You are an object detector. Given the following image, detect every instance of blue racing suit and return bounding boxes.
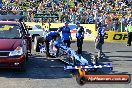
[58,26,71,47]
[95,26,105,59]
[44,31,58,57]
[45,31,58,41]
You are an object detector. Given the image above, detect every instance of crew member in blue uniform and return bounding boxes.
[95,24,106,59]
[44,31,59,57]
[57,22,72,47]
[53,34,63,57]
[76,21,85,55]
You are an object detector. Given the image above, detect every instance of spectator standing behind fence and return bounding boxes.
[87,13,95,24]
[126,21,132,46]
[112,13,119,31]
[127,14,132,23]
[70,11,77,24]
[74,0,78,7]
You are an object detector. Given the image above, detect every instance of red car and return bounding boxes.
[0,21,31,70]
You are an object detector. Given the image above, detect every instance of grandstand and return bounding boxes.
[0,0,132,32]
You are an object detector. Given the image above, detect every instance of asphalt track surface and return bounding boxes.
[0,41,132,88]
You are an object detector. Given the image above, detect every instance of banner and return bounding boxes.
[104,31,127,42]
[92,31,128,42]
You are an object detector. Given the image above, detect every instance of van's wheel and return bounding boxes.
[25,53,28,61]
[19,65,26,72]
[33,36,44,52]
[15,60,26,72]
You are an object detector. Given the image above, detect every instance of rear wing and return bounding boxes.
[0,15,25,22]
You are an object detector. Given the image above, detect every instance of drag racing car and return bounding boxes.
[0,15,31,70]
[39,38,112,85]
[36,34,113,72]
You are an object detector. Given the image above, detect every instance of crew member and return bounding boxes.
[95,25,106,59]
[53,34,62,57]
[126,21,132,46]
[76,21,85,55]
[44,31,59,57]
[57,22,72,47]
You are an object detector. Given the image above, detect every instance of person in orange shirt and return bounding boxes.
[105,13,112,30]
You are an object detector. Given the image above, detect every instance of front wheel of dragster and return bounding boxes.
[76,76,86,85]
[33,36,44,52]
[75,69,86,85]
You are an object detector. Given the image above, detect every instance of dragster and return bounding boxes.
[36,34,113,85]
[38,37,113,72]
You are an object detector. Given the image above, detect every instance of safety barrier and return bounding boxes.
[104,31,127,42]
[84,31,128,42]
[25,22,127,42]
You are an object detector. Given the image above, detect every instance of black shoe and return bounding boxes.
[126,44,131,46]
[56,54,59,57]
[48,55,56,58]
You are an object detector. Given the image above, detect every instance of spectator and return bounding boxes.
[128,14,132,23]
[74,0,78,7]
[87,13,95,24]
[126,21,132,46]
[112,13,119,31]
[0,0,130,31]
[70,12,77,24]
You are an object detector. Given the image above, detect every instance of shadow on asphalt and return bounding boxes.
[70,40,76,43]
[108,56,132,59]
[116,51,132,52]
[81,51,112,74]
[93,52,112,63]
[112,71,129,74]
[0,54,72,79]
[0,50,122,79]
[82,51,92,62]
[95,52,111,53]
[0,42,130,79]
